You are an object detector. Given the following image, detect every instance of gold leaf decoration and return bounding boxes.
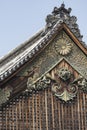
[55,36,73,55]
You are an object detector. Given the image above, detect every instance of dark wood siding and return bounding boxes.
[0,88,87,130]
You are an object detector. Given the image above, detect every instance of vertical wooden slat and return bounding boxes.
[83,94,86,129]
[61,103,64,130]
[58,101,62,130]
[16,101,18,130]
[79,93,83,129]
[45,89,48,130]
[71,103,74,130]
[3,109,8,130]
[28,95,30,130]
[29,96,32,130]
[21,97,23,130]
[19,97,21,129]
[85,94,87,128]
[41,90,45,129]
[51,90,55,129]
[83,93,85,129]
[0,110,2,129]
[40,92,43,130]
[32,95,35,130]
[8,105,11,130]
[54,97,58,129]
[35,93,37,130]
[38,92,42,130]
[25,96,28,129]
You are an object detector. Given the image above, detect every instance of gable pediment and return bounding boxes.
[0,4,87,130]
[0,22,87,83]
[17,30,87,79]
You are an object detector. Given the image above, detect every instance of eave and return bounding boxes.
[0,22,87,84]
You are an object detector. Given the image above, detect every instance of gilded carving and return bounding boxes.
[55,36,72,55]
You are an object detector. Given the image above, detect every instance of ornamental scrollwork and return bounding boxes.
[51,68,87,102]
[0,87,12,106]
[78,78,87,92]
[71,76,87,92]
[27,67,87,102]
[27,76,51,92]
[52,83,78,102]
[58,68,71,81]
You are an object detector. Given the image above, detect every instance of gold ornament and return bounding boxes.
[55,37,72,55]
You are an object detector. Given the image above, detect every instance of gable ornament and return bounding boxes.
[55,37,73,56]
[27,67,87,103]
[0,86,12,106]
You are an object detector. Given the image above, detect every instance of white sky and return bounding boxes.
[0,0,87,57]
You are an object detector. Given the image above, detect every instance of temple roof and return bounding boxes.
[0,3,87,82]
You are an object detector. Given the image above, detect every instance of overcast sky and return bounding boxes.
[0,0,87,57]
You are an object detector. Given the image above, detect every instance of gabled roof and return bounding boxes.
[0,3,87,82]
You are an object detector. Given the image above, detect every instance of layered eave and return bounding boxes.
[0,22,87,83]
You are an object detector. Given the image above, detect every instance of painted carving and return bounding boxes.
[27,66,87,102]
[78,78,87,92]
[55,38,72,55]
[47,68,78,102]
[0,87,12,106]
[51,68,87,101]
[52,84,77,102]
[58,68,71,81]
[27,76,51,92]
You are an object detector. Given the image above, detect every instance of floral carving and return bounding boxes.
[50,68,78,102]
[27,66,87,102]
[78,78,87,92]
[27,76,51,92]
[52,83,78,102]
[55,37,72,55]
[0,87,12,106]
[58,68,71,81]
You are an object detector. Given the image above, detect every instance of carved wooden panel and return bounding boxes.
[0,88,87,130]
